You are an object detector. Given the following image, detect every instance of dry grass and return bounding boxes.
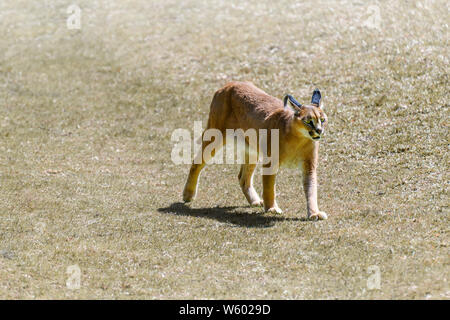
[0,0,448,299]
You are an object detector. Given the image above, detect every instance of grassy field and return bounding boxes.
[0,0,448,299]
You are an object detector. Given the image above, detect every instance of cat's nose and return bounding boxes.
[316,128,323,135]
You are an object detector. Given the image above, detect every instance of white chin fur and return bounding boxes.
[297,127,311,138]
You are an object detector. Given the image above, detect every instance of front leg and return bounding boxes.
[262,174,282,214]
[302,161,328,220]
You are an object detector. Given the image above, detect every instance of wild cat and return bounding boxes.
[183,81,328,220]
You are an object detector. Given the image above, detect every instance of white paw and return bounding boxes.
[266,206,283,214]
[250,199,264,207]
[308,211,328,221]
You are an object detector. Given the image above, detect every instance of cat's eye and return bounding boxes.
[320,118,325,123]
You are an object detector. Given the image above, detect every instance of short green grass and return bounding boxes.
[0,0,448,299]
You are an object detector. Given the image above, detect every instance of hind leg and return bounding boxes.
[238,164,263,207]
[183,129,224,202]
[183,161,206,202]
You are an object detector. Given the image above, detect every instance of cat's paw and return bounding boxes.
[182,188,196,202]
[266,206,283,214]
[308,211,328,221]
[250,199,264,207]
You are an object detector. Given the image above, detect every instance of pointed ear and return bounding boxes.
[284,95,302,108]
[288,100,298,109]
[311,89,322,107]
[283,95,302,115]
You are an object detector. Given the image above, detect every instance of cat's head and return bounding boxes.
[284,89,328,141]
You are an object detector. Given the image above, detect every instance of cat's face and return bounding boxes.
[285,90,328,141]
[292,105,327,140]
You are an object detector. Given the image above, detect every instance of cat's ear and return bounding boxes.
[283,94,302,115]
[311,89,322,108]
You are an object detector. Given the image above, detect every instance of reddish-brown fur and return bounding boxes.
[183,81,328,220]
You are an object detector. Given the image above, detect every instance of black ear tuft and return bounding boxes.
[311,89,321,106]
[283,94,302,109]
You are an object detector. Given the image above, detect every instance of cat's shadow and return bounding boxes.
[157,202,307,228]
